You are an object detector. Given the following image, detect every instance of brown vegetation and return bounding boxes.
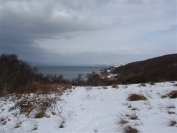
[123,126,138,133]
[127,94,147,101]
[168,90,177,99]
[112,54,177,84]
[17,82,72,94]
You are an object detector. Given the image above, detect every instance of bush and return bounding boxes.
[122,76,149,84]
[0,53,38,93]
[0,53,72,94]
[127,94,147,101]
[86,72,103,86]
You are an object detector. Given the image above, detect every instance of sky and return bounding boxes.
[0,0,176,65]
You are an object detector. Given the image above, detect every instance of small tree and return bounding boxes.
[86,72,103,86]
[0,54,38,93]
[72,74,85,86]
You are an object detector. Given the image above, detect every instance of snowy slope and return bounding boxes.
[0,82,177,133]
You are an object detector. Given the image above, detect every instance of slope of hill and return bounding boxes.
[0,82,176,133]
[111,54,177,83]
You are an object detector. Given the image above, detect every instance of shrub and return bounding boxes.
[0,53,72,94]
[127,94,147,101]
[122,76,148,84]
[86,72,103,86]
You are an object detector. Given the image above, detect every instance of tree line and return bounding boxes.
[0,53,107,93]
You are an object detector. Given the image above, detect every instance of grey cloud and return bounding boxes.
[0,0,175,65]
[0,2,105,37]
[47,51,167,65]
[0,1,106,60]
[126,0,143,4]
[125,0,156,5]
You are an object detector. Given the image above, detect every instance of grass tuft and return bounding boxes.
[14,121,22,128]
[129,115,138,120]
[149,82,155,85]
[35,109,46,118]
[169,120,176,126]
[168,90,177,98]
[139,83,146,87]
[119,118,128,125]
[123,125,138,133]
[112,84,118,88]
[102,86,108,89]
[127,94,147,101]
[168,111,175,114]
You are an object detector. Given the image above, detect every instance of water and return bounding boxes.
[37,66,109,80]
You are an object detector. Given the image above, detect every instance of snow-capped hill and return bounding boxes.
[104,54,177,83]
[113,63,125,68]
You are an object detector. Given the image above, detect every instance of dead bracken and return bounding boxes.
[127,94,147,101]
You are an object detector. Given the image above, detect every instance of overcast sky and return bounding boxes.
[0,0,176,65]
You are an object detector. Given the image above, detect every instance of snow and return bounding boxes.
[0,82,177,133]
[107,74,118,78]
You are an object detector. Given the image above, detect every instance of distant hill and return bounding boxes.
[111,54,177,83]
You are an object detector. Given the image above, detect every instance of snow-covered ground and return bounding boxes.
[0,82,177,133]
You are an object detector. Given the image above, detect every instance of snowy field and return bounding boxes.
[0,82,177,133]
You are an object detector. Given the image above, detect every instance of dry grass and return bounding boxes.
[139,83,146,87]
[127,94,147,101]
[112,84,118,88]
[168,111,175,114]
[14,120,22,128]
[131,108,138,111]
[129,115,138,120]
[0,90,7,97]
[33,127,38,130]
[149,82,155,85]
[86,86,93,91]
[119,118,128,125]
[59,118,66,128]
[166,104,175,109]
[123,126,138,133]
[168,90,177,98]
[169,120,176,126]
[35,109,46,118]
[17,82,72,94]
[102,86,108,89]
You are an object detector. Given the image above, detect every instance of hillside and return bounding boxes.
[110,54,177,83]
[0,82,176,133]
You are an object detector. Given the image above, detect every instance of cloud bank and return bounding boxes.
[0,0,176,65]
